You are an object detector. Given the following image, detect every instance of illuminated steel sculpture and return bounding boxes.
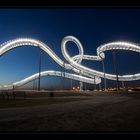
[0,36,140,90]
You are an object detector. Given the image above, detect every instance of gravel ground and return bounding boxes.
[0,93,139,131]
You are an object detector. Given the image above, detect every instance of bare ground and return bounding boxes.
[0,92,140,131]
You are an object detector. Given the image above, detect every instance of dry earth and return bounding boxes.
[0,92,140,132]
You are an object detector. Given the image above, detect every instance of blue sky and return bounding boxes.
[0,8,140,89]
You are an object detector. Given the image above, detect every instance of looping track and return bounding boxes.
[0,36,140,89]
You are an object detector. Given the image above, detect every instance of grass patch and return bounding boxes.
[0,98,87,108]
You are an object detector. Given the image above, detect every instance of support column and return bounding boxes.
[80,81,83,91]
[70,78,73,90]
[63,62,65,90]
[79,70,83,91]
[94,75,96,91]
[38,50,42,91]
[112,51,119,91]
[122,81,125,90]
[99,83,101,91]
[13,85,15,90]
[102,60,107,91]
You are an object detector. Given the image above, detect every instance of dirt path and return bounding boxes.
[0,94,137,131]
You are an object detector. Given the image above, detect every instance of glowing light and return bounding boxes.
[0,36,140,90]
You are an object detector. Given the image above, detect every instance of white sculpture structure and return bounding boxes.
[0,36,140,90]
